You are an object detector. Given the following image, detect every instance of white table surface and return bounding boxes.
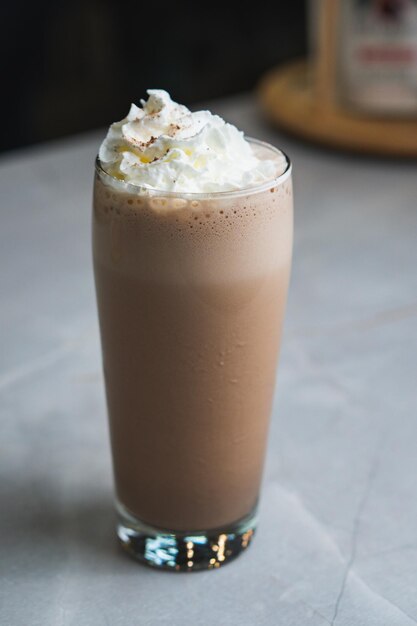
[1,94,417,626]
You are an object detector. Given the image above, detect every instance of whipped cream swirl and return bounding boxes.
[99,90,285,193]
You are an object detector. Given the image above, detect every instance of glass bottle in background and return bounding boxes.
[338,0,417,116]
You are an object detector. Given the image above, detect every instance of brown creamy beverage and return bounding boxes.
[94,155,292,528]
[93,91,293,570]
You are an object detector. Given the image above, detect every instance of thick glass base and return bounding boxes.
[116,501,257,571]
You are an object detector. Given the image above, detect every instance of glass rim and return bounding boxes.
[94,137,292,200]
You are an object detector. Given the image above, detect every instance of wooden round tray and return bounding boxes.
[259,60,417,157]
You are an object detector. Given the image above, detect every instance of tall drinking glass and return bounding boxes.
[92,139,293,570]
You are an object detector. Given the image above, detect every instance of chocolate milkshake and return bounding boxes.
[93,91,293,570]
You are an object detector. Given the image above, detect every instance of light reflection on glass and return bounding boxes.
[144,536,178,567]
[241,529,253,548]
[185,536,206,545]
[217,534,227,562]
[119,516,254,570]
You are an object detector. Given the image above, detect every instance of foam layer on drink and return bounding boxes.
[98,90,287,192]
[94,167,292,285]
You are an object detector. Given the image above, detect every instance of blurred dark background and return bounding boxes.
[2,1,306,153]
